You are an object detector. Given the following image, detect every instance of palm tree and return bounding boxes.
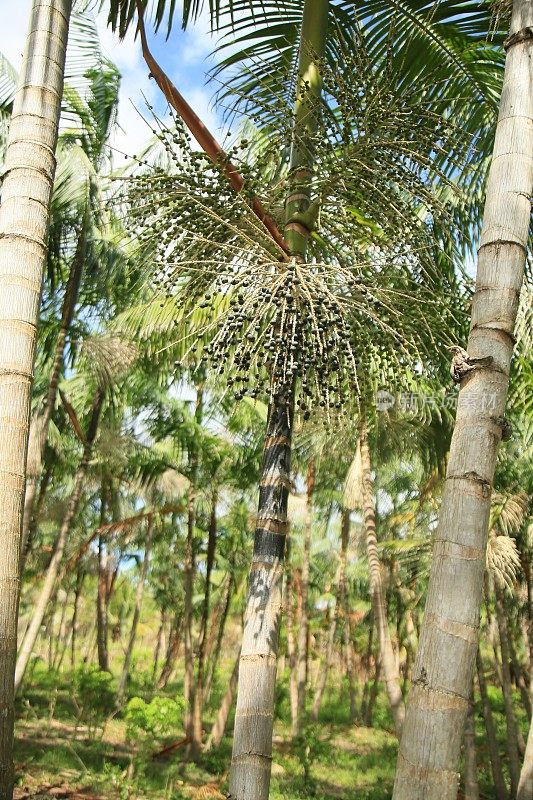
[392,3,533,796]
[0,1,72,794]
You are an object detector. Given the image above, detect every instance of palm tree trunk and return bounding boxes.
[204,574,233,701]
[359,622,374,721]
[463,689,479,800]
[14,387,104,691]
[311,564,341,721]
[295,461,314,732]
[518,563,533,800]
[70,567,85,670]
[191,489,217,757]
[157,613,182,690]
[365,654,381,728]
[494,583,522,793]
[96,486,110,672]
[117,518,154,703]
[338,508,357,722]
[206,649,241,751]
[184,387,202,744]
[360,422,405,735]
[0,1,72,793]
[228,2,328,796]
[152,608,166,683]
[476,649,508,800]
[518,716,533,800]
[285,534,300,735]
[22,459,53,570]
[21,223,87,566]
[393,4,533,794]
[507,620,531,719]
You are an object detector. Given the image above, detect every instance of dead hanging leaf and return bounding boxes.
[59,390,86,444]
[343,440,363,511]
[486,532,521,591]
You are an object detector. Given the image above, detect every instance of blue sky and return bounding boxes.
[0,1,224,159]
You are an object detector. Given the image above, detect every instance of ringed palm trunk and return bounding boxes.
[15,387,104,690]
[295,460,314,732]
[359,422,405,734]
[393,4,533,795]
[228,3,328,796]
[117,518,154,703]
[21,223,87,566]
[0,1,72,793]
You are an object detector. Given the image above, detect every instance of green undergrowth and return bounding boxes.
[14,664,526,799]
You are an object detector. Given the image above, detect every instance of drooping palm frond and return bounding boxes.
[486,533,522,591]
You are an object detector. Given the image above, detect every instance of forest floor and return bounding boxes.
[13,664,517,799]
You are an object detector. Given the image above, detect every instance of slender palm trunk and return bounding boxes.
[365,654,381,728]
[184,388,202,743]
[518,563,533,800]
[15,388,104,690]
[152,609,166,683]
[508,619,531,719]
[22,458,53,571]
[0,1,72,793]
[228,3,328,796]
[190,490,217,756]
[518,716,533,800]
[96,487,110,672]
[70,567,85,670]
[157,613,182,690]
[393,5,533,793]
[117,518,154,703]
[294,461,314,732]
[338,508,357,722]
[494,584,522,792]
[204,575,233,701]
[476,650,508,800]
[285,534,300,733]
[311,560,341,721]
[206,649,241,751]
[463,689,479,800]
[21,224,86,564]
[360,423,405,734]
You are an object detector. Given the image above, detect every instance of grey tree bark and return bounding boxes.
[393,3,533,796]
[0,2,72,793]
[360,423,405,735]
